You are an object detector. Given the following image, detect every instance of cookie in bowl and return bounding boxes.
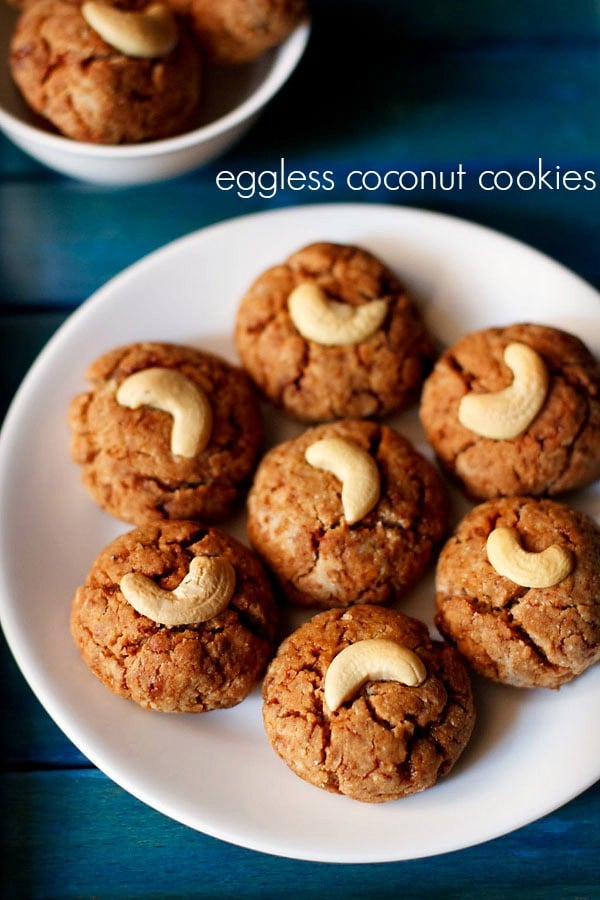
[9,0,201,143]
[235,241,436,422]
[419,323,600,500]
[435,496,600,689]
[168,0,308,65]
[70,520,279,712]
[262,605,475,802]
[68,341,263,525]
[247,419,449,608]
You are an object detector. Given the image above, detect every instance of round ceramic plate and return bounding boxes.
[0,204,598,863]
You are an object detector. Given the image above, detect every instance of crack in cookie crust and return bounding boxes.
[235,242,436,422]
[69,342,263,524]
[435,497,600,689]
[262,606,475,803]
[70,521,278,712]
[247,420,449,608]
[420,324,600,499]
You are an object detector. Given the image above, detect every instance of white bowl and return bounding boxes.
[0,6,309,185]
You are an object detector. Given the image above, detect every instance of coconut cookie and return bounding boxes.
[435,497,600,689]
[419,323,600,500]
[235,242,436,422]
[262,605,475,803]
[9,0,201,143]
[70,520,278,712]
[247,419,449,608]
[68,342,263,525]
[167,0,307,65]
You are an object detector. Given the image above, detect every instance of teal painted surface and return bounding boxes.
[2,173,598,306]
[1,41,599,302]
[0,313,69,419]
[2,771,599,899]
[1,631,85,769]
[318,0,600,42]
[0,0,598,895]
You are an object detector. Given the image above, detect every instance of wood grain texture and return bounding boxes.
[1,160,599,307]
[1,632,87,769]
[1,771,599,899]
[1,43,599,300]
[313,0,600,43]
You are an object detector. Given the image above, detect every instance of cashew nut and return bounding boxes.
[120,555,235,626]
[486,526,573,588]
[81,1,178,59]
[116,367,212,458]
[288,282,388,346]
[324,639,427,711]
[305,437,380,525]
[458,342,549,440]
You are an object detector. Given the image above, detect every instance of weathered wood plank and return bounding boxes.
[1,770,598,899]
[0,165,598,308]
[1,41,598,302]
[316,0,600,44]
[0,633,89,769]
[0,312,69,420]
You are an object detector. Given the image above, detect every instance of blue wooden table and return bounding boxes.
[1,1,599,896]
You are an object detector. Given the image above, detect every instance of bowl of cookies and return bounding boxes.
[0,0,309,185]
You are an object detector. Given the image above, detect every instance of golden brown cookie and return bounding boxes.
[247,420,449,608]
[71,520,279,712]
[435,497,600,689]
[262,605,475,803]
[235,242,436,422]
[68,342,263,525]
[168,0,307,64]
[419,323,600,500]
[10,0,201,143]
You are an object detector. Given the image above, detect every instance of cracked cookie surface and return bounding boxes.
[247,419,449,608]
[70,520,278,712]
[68,341,263,525]
[262,605,475,803]
[235,242,436,422]
[435,497,600,689]
[10,0,201,143]
[419,323,600,499]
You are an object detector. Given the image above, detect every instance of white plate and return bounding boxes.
[0,204,598,863]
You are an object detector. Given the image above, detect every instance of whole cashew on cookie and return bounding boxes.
[288,282,388,346]
[116,367,212,458]
[324,639,427,711]
[305,437,380,525]
[486,526,573,588]
[81,1,178,58]
[120,555,236,626]
[458,342,549,440]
